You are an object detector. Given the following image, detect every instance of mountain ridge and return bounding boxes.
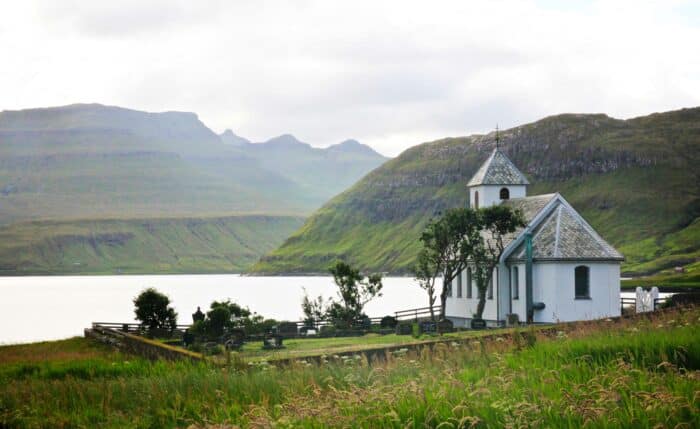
[252,107,700,279]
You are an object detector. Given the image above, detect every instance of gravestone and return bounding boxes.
[262,334,284,350]
[437,319,454,333]
[635,287,659,313]
[277,322,299,338]
[471,318,486,329]
[396,323,413,335]
[419,321,437,334]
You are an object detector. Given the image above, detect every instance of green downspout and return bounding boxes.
[525,232,534,323]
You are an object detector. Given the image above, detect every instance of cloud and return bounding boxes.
[1,0,699,156]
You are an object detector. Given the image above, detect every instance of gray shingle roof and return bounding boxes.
[467,149,530,186]
[506,197,624,261]
[486,194,557,251]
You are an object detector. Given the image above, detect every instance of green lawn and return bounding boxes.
[234,328,527,361]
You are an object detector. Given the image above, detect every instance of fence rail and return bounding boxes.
[394,306,441,321]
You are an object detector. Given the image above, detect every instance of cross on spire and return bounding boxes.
[495,124,500,150]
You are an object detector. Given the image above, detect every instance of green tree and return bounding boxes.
[417,208,481,320]
[413,248,440,321]
[327,261,383,328]
[469,205,525,320]
[133,288,178,332]
[301,287,326,328]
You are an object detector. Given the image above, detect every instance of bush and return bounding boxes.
[380,315,398,328]
[133,288,177,333]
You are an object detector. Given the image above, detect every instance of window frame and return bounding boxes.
[574,265,590,300]
[456,271,462,298]
[500,187,510,200]
[512,266,519,300]
[466,267,472,299]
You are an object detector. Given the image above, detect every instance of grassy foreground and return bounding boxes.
[1,308,699,428]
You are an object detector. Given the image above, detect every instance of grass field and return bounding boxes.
[233,328,532,362]
[1,307,698,428]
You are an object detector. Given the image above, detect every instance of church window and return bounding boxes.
[575,266,590,299]
[457,272,462,298]
[474,191,479,209]
[512,266,519,299]
[500,187,510,200]
[467,268,472,298]
[488,268,495,299]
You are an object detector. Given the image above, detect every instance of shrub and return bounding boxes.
[133,288,177,333]
[380,315,398,328]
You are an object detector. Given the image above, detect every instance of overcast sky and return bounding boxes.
[2,1,699,156]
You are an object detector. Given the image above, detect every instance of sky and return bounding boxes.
[1,0,699,157]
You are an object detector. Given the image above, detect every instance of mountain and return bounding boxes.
[220,129,251,146]
[0,103,388,223]
[252,107,700,280]
[236,134,389,204]
[0,103,386,274]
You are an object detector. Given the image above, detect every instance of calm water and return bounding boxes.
[0,275,429,344]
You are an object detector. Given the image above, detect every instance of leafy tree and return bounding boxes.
[301,287,326,328]
[327,261,383,328]
[189,300,254,340]
[416,208,481,319]
[469,205,525,319]
[206,306,232,337]
[413,248,440,321]
[210,299,251,319]
[133,288,178,332]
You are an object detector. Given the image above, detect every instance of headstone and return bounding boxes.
[192,307,205,323]
[380,315,398,328]
[278,322,299,338]
[635,287,659,313]
[506,313,519,326]
[471,318,486,329]
[419,320,437,334]
[437,319,454,333]
[262,334,284,350]
[396,323,413,335]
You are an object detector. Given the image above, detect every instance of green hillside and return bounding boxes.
[0,215,304,275]
[0,103,387,274]
[253,108,700,279]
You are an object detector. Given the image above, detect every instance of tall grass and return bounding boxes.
[1,308,699,428]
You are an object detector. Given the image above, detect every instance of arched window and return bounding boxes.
[500,187,510,200]
[474,191,479,209]
[466,267,472,299]
[512,266,519,299]
[575,266,590,299]
[457,272,462,298]
[488,268,496,299]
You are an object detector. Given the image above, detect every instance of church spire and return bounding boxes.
[495,124,500,150]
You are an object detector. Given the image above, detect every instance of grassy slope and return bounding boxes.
[0,215,304,275]
[1,308,698,428]
[253,108,700,281]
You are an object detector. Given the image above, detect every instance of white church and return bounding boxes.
[445,148,623,326]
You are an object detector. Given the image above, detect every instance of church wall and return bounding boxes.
[445,267,499,325]
[532,262,621,323]
[469,185,526,209]
[504,263,527,322]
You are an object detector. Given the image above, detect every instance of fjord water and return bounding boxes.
[0,275,427,344]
